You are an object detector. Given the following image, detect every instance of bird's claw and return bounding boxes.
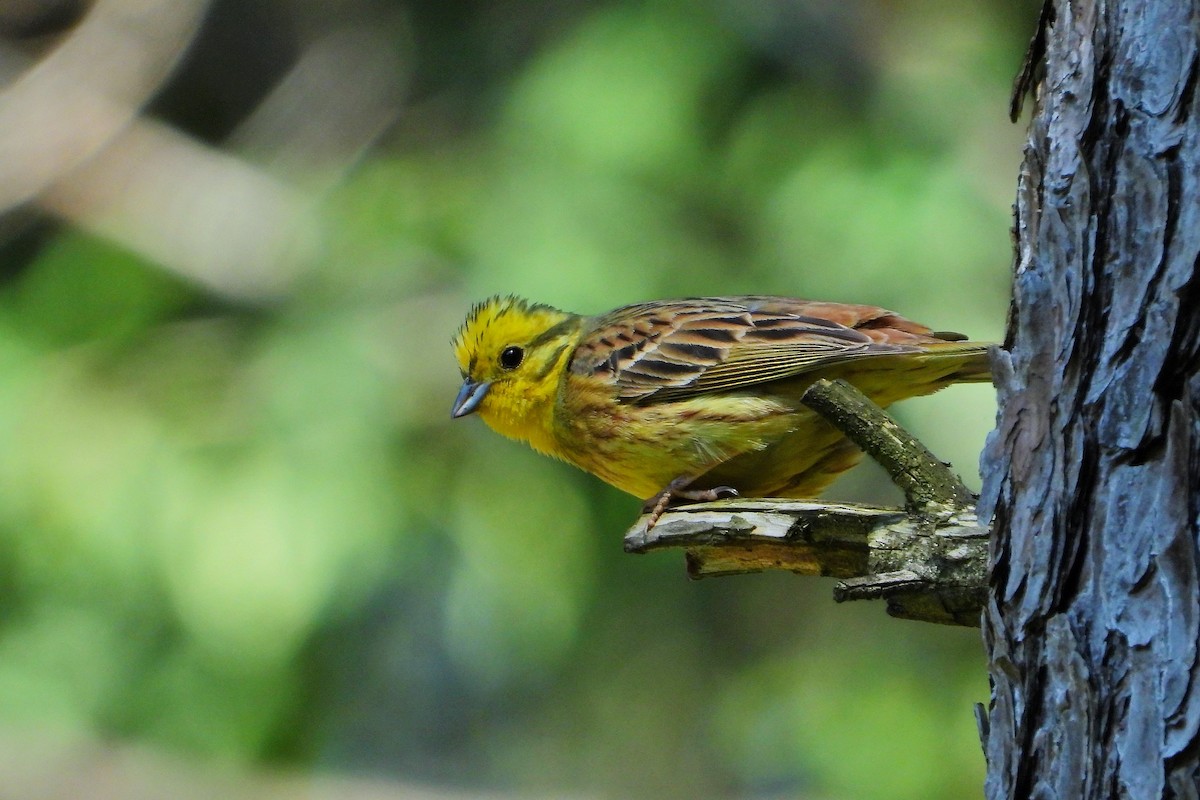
[642,481,740,529]
[694,485,739,502]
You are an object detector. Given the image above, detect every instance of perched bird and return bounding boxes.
[451,295,991,515]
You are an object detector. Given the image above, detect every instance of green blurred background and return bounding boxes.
[0,0,1031,797]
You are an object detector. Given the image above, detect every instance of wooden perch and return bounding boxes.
[623,379,990,626]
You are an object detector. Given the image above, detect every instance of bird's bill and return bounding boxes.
[451,379,491,418]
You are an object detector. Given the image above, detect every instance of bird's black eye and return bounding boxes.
[499,346,524,370]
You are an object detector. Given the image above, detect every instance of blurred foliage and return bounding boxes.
[0,0,1035,797]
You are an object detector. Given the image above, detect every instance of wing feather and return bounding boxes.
[570,296,950,402]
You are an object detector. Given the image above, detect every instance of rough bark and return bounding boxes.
[981,1,1200,797]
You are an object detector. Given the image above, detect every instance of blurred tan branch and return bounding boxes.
[0,0,209,208]
[38,118,315,299]
[0,732,588,800]
[0,2,407,299]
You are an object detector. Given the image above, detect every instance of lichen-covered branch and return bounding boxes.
[624,379,989,626]
[624,499,987,626]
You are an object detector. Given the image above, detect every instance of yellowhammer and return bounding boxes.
[451,295,991,514]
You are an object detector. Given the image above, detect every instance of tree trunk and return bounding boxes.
[981,1,1200,797]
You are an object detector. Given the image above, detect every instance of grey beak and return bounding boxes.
[451,379,491,418]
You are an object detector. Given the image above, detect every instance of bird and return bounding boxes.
[451,295,991,517]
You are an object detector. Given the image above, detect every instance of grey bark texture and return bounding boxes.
[981,1,1200,797]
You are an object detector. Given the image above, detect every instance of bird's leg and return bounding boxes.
[642,475,739,528]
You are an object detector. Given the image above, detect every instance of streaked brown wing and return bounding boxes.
[570,296,942,402]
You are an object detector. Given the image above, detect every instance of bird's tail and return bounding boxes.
[835,341,994,408]
[919,341,994,384]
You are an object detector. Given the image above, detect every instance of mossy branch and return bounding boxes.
[799,379,978,511]
[624,379,990,627]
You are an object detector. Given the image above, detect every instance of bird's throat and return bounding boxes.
[480,378,563,458]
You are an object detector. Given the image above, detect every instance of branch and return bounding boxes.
[0,0,210,210]
[624,380,990,626]
[625,499,988,626]
[800,378,976,510]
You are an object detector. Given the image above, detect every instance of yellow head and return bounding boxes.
[451,295,582,455]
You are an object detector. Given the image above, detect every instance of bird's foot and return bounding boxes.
[642,478,739,528]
